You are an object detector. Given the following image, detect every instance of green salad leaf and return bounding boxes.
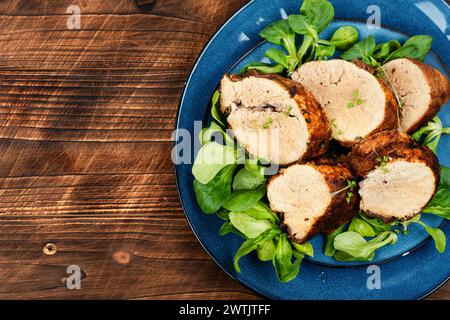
[334,231,397,261]
[219,221,247,238]
[199,121,233,147]
[315,44,335,60]
[324,225,344,256]
[423,189,450,219]
[372,40,401,60]
[327,25,359,51]
[229,212,274,239]
[193,165,236,214]
[385,35,433,62]
[288,14,318,39]
[239,62,285,75]
[294,0,335,63]
[300,0,334,33]
[357,213,394,234]
[257,239,277,261]
[259,19,298,72]
[223,185,267,212]
[245,0,359,73]
[199,121,223,146]
[260,19,296,47]
[342,34,432,68]
[348,215,376,237]
[232,158,266,191]
[216,208,230,221]
[439,165,450,189]
[265,48,290,69]
[234,228,281,273]
[232,167,265,191]
[240,202,279,224]
[412,116,450,154]
[210,90,226,128]
[412,220,447,253]
[292,241,314,257]
[273,233,303,282]
[341,35,376,63]
[192,142,236,184]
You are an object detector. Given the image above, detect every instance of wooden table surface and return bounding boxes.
[0,0,448,300]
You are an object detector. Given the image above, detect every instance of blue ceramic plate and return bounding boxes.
[175,0,450,299]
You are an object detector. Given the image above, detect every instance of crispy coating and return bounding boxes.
[346,129,440,222]
[402,59,450,133]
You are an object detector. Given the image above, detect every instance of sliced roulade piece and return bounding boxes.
[347,130,440,222]
[382,58,450,133]
[267,161,359,243]
[220,72,330,165]
[291,59,398,147]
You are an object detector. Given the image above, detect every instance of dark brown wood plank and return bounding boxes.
[0,0,447,300]
[0,214,262,300]
[0,0,260,300]
[0,0,246,26]
[0,13,210,142]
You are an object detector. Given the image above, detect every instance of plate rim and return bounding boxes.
[174,0,450,300]
[174,0,265,299]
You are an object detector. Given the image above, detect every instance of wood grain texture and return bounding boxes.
[0,0,447,300]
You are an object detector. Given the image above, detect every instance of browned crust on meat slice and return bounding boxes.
[306,162,360,238]
[352,59,377,74]
[267,161,359,243]
[221,71,331,159]
[348,60,399,147]
[347,129,440,178]
[404,59,450,133]
[372,77,400,136]
[346,129,440,222]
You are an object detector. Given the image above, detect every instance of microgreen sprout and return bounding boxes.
[283,106,293,116]
[346,192,354,205]
[376,155,390,173]
[332,179,357,204]
[263,117,274,129]
[347,89,364,108]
